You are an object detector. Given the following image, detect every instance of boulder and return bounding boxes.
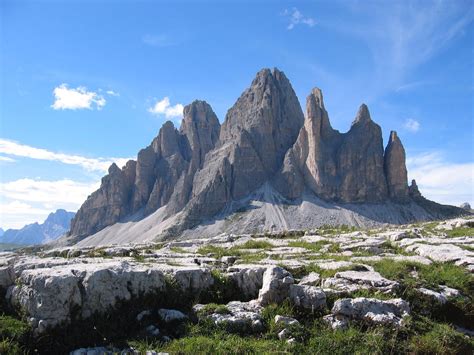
[298,272,320,286]
[289,284,326,311]
[331,297,410,328]
[257,266,294,305]
[194,300,264,333]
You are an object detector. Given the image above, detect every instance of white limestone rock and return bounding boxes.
[257,266,294,306]
[274,315,299,326]
[158,309,187,323]
[289,284,326,311]
[227,265,266,299]
[298,272,320,286]
[195,300,264,333]
[331,297,410,328]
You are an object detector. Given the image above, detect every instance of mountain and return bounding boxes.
[0,228,4,237]
[66,68,467,247]
[1,209,75,245]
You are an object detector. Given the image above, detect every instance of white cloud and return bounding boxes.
[106,90,120,96]
[407,151,474,207]
[283,8,316,30]
[0,138,130,172]
[0,156,15,163]
[148,97,184,119]
[403,118,420,132]
[51,84,106,110]
[0,179,100,229]
[1,178,99,206]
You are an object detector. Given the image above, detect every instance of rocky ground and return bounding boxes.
[0,218,473,354]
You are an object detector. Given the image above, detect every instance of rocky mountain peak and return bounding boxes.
[180,100,220,168]
[108,162,121,175]
[67,68,465,243]
[352,103,372,125]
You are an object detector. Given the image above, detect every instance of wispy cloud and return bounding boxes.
[142,34,177,47]
[0,138,130,172]
[51,84,106,110]
[403,118,421,133]
[148,97,184,119]
[328,2,474,93]
[0,179,99,229]
[407,151,474,207]
[0,156,15,163]
[106,90,120,97]
[283,8,316,30]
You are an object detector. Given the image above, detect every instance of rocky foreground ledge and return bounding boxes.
[0,218,473,354]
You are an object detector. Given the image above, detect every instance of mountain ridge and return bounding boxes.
[1,209,75,245]
[66,68,468,246]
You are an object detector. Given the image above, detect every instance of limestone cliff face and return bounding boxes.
[70,161,136,237]
[337,104,388,202]
[276,92,390,203]
[70,68,437,241]
[384,131,409,202]
[183,68,304,221]
[69,100,220,237]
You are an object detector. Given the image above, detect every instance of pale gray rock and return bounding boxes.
[274,315,299,326]
[69,100,220,240]
[333,270,399,293]
[276,94,389,203]
[278,328,291,340]
[70,161,136,237]
[227,265,266,299]
[258,266,294,305]
[289,284,326,310]
[181,68,304,229]
[322,314,349,330]
[460,202,471,211]
[194,300,264,333]
[0,265,14,289]
[406,243,474,267]
[384,131,409,202]
[158,308,187,323]
[417,286,460,304]
[298,272,320,286]
[331,297,410,328]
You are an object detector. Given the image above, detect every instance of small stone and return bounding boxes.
[145,325,160,336]
[136,310,152,322]
[274,315,299,326]
[323,314,349,330]
[158,309,187,323]
[278,328,291,340]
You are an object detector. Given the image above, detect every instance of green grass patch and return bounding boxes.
[238,240,274,250]
[197,303,230,316]
[409,321,473,354]
[170,246,188,254]
[287,240,327,252]
[445,226,474,238]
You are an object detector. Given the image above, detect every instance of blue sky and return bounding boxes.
[0,0,473,229]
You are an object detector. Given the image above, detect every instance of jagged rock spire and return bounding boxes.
[384,131,409,202]
[352,103,371,125]
[409,179,422,199]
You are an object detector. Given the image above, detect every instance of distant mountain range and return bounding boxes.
[61,68,468,247]
[1,209,75,245]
